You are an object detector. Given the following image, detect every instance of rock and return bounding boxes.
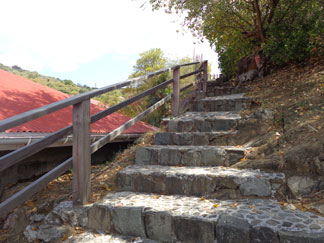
[167,120,178,132]
[253,109,274,120]
[30,213,46,223]
[209,189,240,199]
[154,133,170,145]
[87,204,112,232]
[24,224,72,243]
[194,119,212,132]
[3,207,28,232]
[310,203,324,215]
[216,215,250,243]
[278,230,324,243]
[144,211,173,242]
[175,132,194,145]
[314,156,324,175]
[3,207,29,243]
[287,176,318,197]
[110,206,146,238]
[251,226,279,243]
[45,201,88,227]
[284,143,323,174]
[63,232,157,243]
[238,70,258,83]
[45,211,62,225]
[135,147,153,165]
[173,217,215,243]
[239,178,271,197]
[165,176,187,195]
[133,174,166,193]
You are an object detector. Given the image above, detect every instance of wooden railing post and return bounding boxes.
[72,99,91,205]
[172,65,180,117]
[203,60,208,93]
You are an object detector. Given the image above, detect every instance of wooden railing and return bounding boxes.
[0,60,208,218]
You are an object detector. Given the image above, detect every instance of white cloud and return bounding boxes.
[0,0,219,75]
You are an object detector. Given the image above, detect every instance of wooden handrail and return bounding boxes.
[0,68,203,173]
[0,62,199,132]
[0,94,174,218]
[0,78,174,172]
[0,60,207,218]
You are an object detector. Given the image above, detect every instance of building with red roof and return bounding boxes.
[0,69,156,150]
[0,68,157,195]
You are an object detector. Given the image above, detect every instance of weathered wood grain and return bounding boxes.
[172,66,180,117]
[72,100,91,205]
[203,60,208,93]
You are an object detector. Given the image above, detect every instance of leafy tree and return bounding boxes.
[148,0,324,76]
[122,48,171,125]
[101,48,197,126]
[130,48,167,78]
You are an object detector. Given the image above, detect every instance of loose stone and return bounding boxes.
[309,224,321,230]
[282,221,293,227]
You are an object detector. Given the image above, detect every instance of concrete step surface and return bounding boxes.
[118,165,285,198]
[135,145,246,167]
[167,111,241,132]
[154,131,240,146]
[192,93,250,112]
[84,192,324,243]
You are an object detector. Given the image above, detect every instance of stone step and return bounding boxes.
[206,86,248,97]
[64,232,157,243]
[154,131,240,146]
[118,165,286,199]
[85,192,324,243]
[167,111,241,132]
[207,80,228,87]
[135,145,246,166]
[192,93,250,112]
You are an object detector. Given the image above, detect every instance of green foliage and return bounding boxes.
[130,48,167,78]
[0,64,93,95]
[97,89,124,107]
[95,49,197,127]
[149,0,324,77]
[264,1,324,65]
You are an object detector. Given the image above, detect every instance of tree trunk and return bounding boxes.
[253,0,266,43]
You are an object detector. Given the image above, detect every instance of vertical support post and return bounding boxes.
[172,65,180,117]
[72,99,91,205]
[203,60,208,93]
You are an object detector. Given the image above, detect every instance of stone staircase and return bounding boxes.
[28,81,324,242]
[99,82,324,242]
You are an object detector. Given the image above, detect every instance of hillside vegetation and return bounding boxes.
[0,63,93,96]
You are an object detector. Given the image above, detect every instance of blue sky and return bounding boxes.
[0,0,219,88]
[42,52,139,88]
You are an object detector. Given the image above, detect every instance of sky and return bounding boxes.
[0,0,219,88]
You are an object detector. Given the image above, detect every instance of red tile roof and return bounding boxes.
[0,69,156,134]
